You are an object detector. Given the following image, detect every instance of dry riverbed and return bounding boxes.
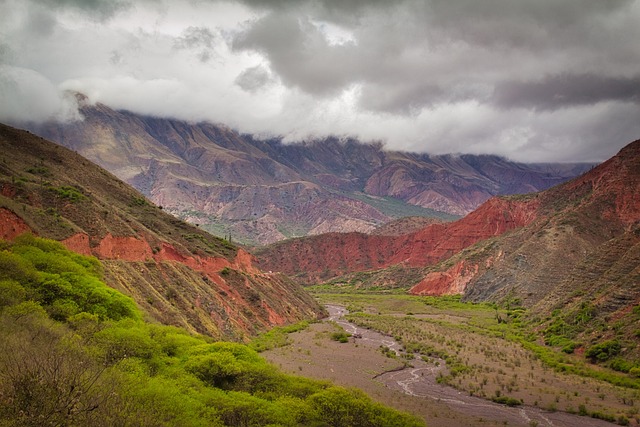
[262,305,619,427]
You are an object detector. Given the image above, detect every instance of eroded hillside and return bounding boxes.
[0,123,324,340]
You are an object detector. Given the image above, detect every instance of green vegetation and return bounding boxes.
[330,331,351,343]
[0,235,423,427]
[249,321,310,352]
[48,185,86,202]
[340,191,459,222]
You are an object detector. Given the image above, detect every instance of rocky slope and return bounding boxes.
[28,97,590,245]
[0,123,324,340]
[409,139,640,361]
[412,139,640,302]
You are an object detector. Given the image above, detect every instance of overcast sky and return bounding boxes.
[1,0,639,162]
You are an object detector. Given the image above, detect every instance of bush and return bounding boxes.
[585,340,621,362]
[331,332,351,343]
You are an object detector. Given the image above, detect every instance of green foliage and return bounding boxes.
[48,185,86,202]
[491,396,522,406]
[331,331,351,343]
[585,340,622,362]
[0,235,423,427]
[0,234,139,321]
[309,386,424,427]
[249,320,310,352]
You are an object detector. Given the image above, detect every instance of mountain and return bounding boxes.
[0,123,324,340]
[257,139,638,299]
[255,195,540,284]
[411,139,640,304]
[27,96,591,245]
[258,138,640,358]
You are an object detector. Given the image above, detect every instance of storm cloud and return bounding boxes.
[1,0,639,162]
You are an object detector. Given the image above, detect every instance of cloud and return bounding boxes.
[235,65,274,92]
[32,0,133,21]
[173,26,218,63]
[232,12,358,95]
[1,0,639,162]
[492,74,640,111]
[0,65,81,123]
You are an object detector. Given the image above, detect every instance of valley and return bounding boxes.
[0,123,638,426]
[2,2,639,426]
[263,292,639,426]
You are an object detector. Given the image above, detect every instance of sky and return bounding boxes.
[1,0,639,163]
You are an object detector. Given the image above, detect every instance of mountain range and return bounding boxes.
[28,96,592,245]
[257,139,640,357]
[0,123,323,340]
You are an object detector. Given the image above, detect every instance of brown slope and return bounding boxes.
[0,123,324,340]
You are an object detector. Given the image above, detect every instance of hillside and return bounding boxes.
[28,97,591,245]
[411,139,640,302]
[0,123,323,340]
[0,235,423,427]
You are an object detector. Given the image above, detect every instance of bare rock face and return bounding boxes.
[0,123,324,340]
[29,100,590,245]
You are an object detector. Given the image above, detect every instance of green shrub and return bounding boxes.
[331,331,351,343]
[491,396,522,406]
[586,340,621,362]
[49,185,86,202]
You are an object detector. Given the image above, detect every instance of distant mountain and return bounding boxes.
[258,138,638,296]
[28,97,591,245]
[0,123,323,340]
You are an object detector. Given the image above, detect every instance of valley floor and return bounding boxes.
[263,293,638,427]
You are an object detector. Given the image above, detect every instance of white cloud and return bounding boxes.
[1,0,639,162]
[0,65,81,123]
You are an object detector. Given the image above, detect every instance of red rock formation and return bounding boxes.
[257,195,540,282]
[410,261,479,295]
[0,208,30,240]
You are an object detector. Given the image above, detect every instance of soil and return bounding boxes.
[262,305,617,427]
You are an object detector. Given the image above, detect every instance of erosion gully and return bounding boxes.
[326,304,615,427]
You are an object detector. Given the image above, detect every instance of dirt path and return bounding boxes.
[264,305,616,427]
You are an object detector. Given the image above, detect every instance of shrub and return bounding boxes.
[585,340,621,362]
[331,332,351,343]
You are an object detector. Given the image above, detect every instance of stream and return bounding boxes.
[326,304,616,427]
